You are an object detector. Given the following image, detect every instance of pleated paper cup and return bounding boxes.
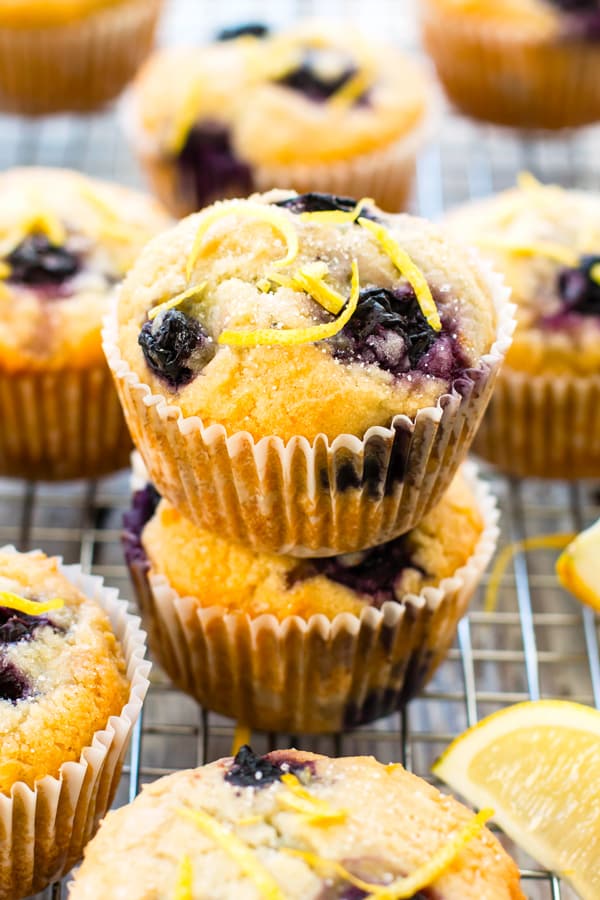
[420,0,600,130]
[0,0,163,115]
[0,365,132,481]
[473,366,600,479]
[104,255,513,556]
[124,462,497,734]
[0,548,150,900]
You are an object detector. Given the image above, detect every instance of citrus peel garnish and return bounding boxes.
[267,261,346,315]
[173,853,193,900]
[278,773,347,826]
[477,237,578,268]
[484,533,574,613]
[0,591,64,616]
[357,216,441,332]
[231,724,252,756]
[556,518,600,612]
[148,282,207,321]
[299,197,373,226]
[328,65,373,108]
[282,808,492,899]
[177,807,285,900]
[168,78,204,155]
[218,259,359,347]
[186,202,299,280]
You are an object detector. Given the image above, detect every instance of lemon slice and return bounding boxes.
[433,700,600,900]
[557,518,600,612]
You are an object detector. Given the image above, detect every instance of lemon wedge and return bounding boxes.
[556,519,600,612]
[433,700,600,900]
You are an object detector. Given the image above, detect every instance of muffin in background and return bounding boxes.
[449,175,600,478]
[126,20,435,216]
[123,464,497,733]
[420,0,600,130]
[70,749,524,899]
[105,189,512,555]
[0,167,170,481]
[0,0,163,115]
[0,545,149,900]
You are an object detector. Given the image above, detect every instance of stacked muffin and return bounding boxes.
[106,188,514,732]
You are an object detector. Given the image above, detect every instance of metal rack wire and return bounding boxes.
[1,0,596,897]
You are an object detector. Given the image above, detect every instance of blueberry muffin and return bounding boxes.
[70,748,524,899]
[420,0,600,129]
[0,546,149,900]
[0,167,170,480]
[105,189,512,554]
[127,20,433,216]
[449,175,600,477]
[123,464,497,732]
[0,0,163,114]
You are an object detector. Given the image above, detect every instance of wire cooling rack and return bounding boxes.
[1,0,596,897]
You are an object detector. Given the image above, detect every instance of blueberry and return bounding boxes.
[225,745,310,789]
[0,606,53,643]
[138,309,215,389]
[274,192,377,221]
[0,658,30,703]
[276,49,360,102]
[122,484,161,570]
[558,255,600,315]
[177,121,253,210]
[331,286,437,374]
[7,234,80,286]
[216,22,269,41]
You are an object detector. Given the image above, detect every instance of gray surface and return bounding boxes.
[1,0,597,897]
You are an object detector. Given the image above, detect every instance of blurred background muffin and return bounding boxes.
[0,0,164,115]
[127,19,434,215]
[0,167,170,480]
[419,0,600,130]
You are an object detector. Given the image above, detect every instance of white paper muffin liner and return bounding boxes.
[0,548,150,900]
[104,252,513,556]
[420,0,600,130]
[0,0,162,115]
[125,461,497,734]
[0,365,132,481]
[473,366,600,479]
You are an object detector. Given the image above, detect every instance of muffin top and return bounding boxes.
[421,0,600,39]
[0,0,128,27]
[115,190,498,441]
[0,167,170,372]
[448,175,600,375]
[70,748,524,900]
[132,20,431,168]
[0,548,130,794]
[126,470,484,621]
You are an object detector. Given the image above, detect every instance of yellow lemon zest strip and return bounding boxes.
[484,533,575,614]
[268,261,346,315]
[168,78,204,155]
[77,180,121,222]
[385,763,404,775]
[282,808,492,899]
[177,807,286,900]
[257,277,274,293]
[358,216,441,332]
[517,171,543,192]
[231,723,252,756]
[590,263,600,286]
[477,237,578,269]
[278,773,347,826]
[148,282,207,321]
[0,261,11,279]
[0,591,64,615]
[299,197,374,226]
[218,259,359,347]
[186,202,299,280]
[237,815,263,827]
[329,66,373,108]
[26,209,66,247]
[172,853,193,900]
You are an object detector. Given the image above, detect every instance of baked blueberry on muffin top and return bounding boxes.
[118,189,497,442]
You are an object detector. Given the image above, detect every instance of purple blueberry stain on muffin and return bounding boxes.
[552,0,600,40]
[5,232,81,298]
[177,121,254,211]
[0,606,56,643]
[138,308,216,388]
[224,745,312,788]
[216,22,270,41]
[275,48,367,104]
[274,192,379,221]
[317,857,430,899]
[0,657,31,703]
